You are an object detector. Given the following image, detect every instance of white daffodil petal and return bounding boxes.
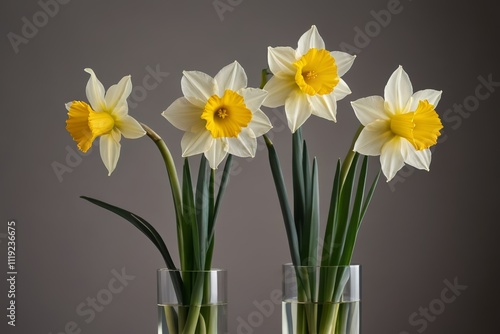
[110,128,122,143]
[308,94,337,122]
[181,70,215,107]
[331,51,356,77]
[333,79,352,101]
[268,46,297,76]
[410,89,443,110]
[84,68,106,112]
[111,103,129,118]
[248,109,273,137]
[227,128,257,158]
[100,133,121,176]
[205,139,229,169]
[162,97,205,132]
[285,89,312,132]
[115,115,146,139]
[404,143,431,170]
[181,130,213,157]
[240,88,268,111]
[105,74,132,112]
[384,66,413,113]
[297,25,325,57]
[214,61,248,95]
[351,95,387,126]
[354,120,392,156]
[262,75,295,108]
[380,137,406,182]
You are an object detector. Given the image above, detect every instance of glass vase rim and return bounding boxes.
[282,263,361,269]
[157,267,226,273]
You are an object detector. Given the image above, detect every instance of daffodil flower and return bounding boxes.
[65,68,146,175]
[162,61,273,169]
[351,66,444,182]
[263,25,356,132]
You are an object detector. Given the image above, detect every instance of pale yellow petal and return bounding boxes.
[181,70,215,108]
[267,46,297,76]
[181,130,213,157]
[214,61,247,95]
[105,74,132,115]
[99,133,121,176]
[84,68,106,112]
[404,141,431,170]
[240,88,268,111]
[297,25,325,57]
[331,51,356,77]
[351,96,387,126]
[162,97,204,132]
[409,89,442,110]
[115,115,146,139]
[227,127,256,158]
[380,136,406,182]
[332,79,352,101]
[384,66,413,114]
[308,94,337,122]
[204,138,229,169]
[284,89,312,132]
[248,109,273,137]
[262,75,295,108]
[354,119,392,156]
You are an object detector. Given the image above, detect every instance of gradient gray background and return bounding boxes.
[1,0,499,333]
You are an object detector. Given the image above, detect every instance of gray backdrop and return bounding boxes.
[1,0,499,333]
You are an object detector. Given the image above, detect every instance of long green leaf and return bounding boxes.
[308,157,320,266]
[321,160,342,266]
[359,170,381,226]
[299,139,311,263]
[210,154,233,242]
[80,196,184,304]
[182,158,197,271]
[306,158,320,301]
[293,128,305,252]
[330,153,360,266]
[195,156,210,270]
[339,155,368,265]
[264,135,301,266]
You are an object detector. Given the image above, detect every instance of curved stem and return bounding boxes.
[141,123,185,268]
[340,125,364,187]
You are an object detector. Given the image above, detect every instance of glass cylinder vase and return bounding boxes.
[157,268,228,334]
[282,264,361,334]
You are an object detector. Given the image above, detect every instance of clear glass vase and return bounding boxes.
[282,264,361,334]
[157,268,228,334]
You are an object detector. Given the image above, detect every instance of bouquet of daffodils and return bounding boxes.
[65,23,443,334]
[65,62,272,334]
[260,26,443,333]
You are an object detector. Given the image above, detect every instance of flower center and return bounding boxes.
[202,89,252,138]
[217,108,229,119]
[293,48,339,96]
[389,100,443,150]
[88,109,115,138]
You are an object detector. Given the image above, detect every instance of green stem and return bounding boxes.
[142,123,186,269]
[340,125,363,187]
[182,272,205,334]
[260,68,270,89]
[264,134,301,267]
